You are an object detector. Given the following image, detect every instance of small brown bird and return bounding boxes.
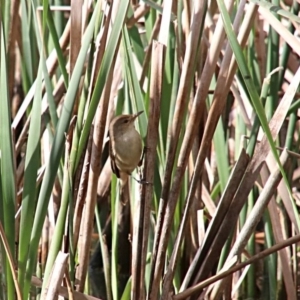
[109,111,144,185]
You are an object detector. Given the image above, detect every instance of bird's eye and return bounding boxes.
[124,119,129,123]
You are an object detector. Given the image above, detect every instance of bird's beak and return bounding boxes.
[133,110,143,119]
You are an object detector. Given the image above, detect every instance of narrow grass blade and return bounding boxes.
[0,15,16,299]
[24,3,101,296]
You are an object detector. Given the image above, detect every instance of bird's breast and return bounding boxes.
[113,129,142,173]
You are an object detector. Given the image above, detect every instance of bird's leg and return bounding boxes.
[138,146,149,167]
[131,175,152,185]
[136,146,153,184]
[128,170,152,185]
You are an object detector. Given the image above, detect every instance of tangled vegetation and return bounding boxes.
[1,0,300,299]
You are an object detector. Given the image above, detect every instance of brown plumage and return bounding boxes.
[109,111,143,185]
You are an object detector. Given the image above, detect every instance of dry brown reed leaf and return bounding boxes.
[41,252,69,300]
[149,1,207,298]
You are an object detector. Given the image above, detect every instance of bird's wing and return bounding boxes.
[109,140,120,178]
